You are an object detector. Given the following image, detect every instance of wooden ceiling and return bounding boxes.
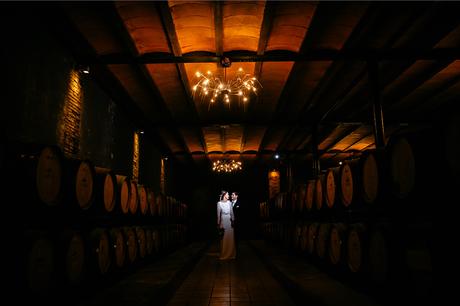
[44,1,460,168]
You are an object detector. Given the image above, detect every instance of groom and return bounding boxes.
[231,191,241,248]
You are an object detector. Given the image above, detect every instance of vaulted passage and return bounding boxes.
[2,1,448,306]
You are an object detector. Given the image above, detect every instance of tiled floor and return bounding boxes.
[166,242,297,306]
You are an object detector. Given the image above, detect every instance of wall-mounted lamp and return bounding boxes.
[76,64,90,74]
[274,154,280,160]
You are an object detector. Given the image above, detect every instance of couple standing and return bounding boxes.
[216,190,240,260]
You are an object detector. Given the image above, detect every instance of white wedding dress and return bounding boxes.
[217,200,236,260]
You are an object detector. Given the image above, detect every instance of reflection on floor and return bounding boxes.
[30,239,430,306]
[167,242,296,306]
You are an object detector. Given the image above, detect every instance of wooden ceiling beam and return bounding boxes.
[248,1,274,159]
[91,48,460,64]
[322,130,373,161]
[319,125,364,158]
[214,1,223,56]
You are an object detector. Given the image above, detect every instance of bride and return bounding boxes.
[217,190,236,260]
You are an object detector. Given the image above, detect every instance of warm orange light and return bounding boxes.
[132,132,140,182]
[59,69,82,158]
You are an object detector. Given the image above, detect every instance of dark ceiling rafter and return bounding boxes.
[214,1,223,57]
[254,2,274,82]
[331,2,460,123]
[45,3,173,157]
[277,3,390,156]
[175,149,316,156]
[403,74,460,119]
[220,126,226,153]
[318,125,364,158]
[37,1,460,171]
[156,1,208,156]
[213,0,224,155]
[257,1,323,163]
[299,5,376,125]
[92,48,460,65]
[271,2,336,156]
[245,1,274,156]
[323,130,374,162]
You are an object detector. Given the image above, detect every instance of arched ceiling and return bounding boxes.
[42,1,460,168]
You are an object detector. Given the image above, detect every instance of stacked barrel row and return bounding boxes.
[4,143,189,298]
[260,135,433,289]
[260,220,431,286]
[4,144,187,220]
[259,201,269,220]
[261,136,424,221]
[16,224,188,296]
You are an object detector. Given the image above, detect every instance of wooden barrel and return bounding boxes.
[297,184,306,212]
[116,175,130,214]
[36,146,65,206]
[347,223,368,273]
[75,160,96,210]
[89,228,111,275]
[124,227,137,264]
[338,152,379,208]
[152,229,160,253]
[361,152,379,204]
[77,165,117,213]
[156,193,164,217]
[329,223,348,265]
[324,168,338,209]
[102,170,117,213]
[4,143,69,212]
[145,228,153,256]
[314,176,323,210]
[110,228,125,268]
[386,137,415,199]
[368,225,390,283]
[316,223,332,259]
[305,180,315,211]
[294,224,302,250]
[300,223,309,252]
[339,162,354,207]
[404,222,433,291]
[129,181,139,215]
[61,231,85,285]
[147,188,155,216]
[307,222,319,255]
[368,222,407,284]
[138,185,148,216]
[23,231,56,294]
[135,227,146,259]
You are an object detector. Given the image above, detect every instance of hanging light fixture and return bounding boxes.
[212,159,243,173]
[192,57,262,109]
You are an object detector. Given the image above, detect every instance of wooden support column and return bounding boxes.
[285,161,293,193]
[368,59,386,149]
[311,125,320,176]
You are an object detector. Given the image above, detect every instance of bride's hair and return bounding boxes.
[220,190,228,201]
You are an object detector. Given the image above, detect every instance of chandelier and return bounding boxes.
[192,57,262,109]
[212,159,243,173]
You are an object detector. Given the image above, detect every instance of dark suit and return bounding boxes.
[232,199,241,245]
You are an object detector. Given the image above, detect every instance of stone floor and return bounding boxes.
[166,242,297,306]
[31,239,431,306]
